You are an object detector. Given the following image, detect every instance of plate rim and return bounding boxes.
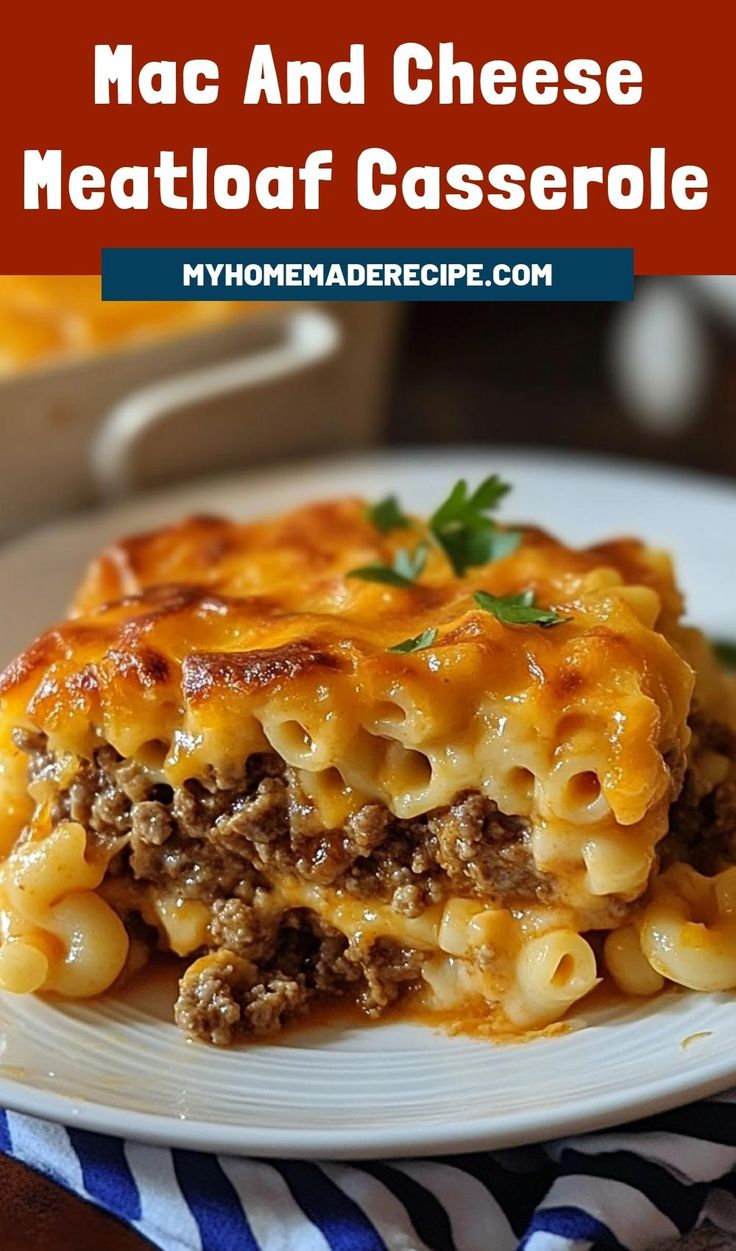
[0,1038,734,1159]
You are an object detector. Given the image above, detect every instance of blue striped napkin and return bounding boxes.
[4,1097,736,1250]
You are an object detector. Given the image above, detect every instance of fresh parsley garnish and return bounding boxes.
[366,495,411,534]
[432,475,510,525]
[429,476,521,577]
[349,541,428,588]
[437,525,521,576]
[714,639,736,669]
[356,476,522,588]
[473,589,571,628]
[388,627,439,654]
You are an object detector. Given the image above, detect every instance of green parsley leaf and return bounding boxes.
[388,627,439,654]
[473,589,572,628]
[438,525,521,577]
[393,541,428,583]
[366,495,411,534]
[713,638,736,669]
[348,541,428,588]
[429,475,520,576]
[347,565,414,587]
[469,476,513,511]
[430,475,510,532]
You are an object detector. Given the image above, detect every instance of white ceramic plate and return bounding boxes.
[1,447,736,1159]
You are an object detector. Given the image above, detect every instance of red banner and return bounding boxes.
[1,0,733,274]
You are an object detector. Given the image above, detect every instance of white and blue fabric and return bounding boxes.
[4,1095,736,1250]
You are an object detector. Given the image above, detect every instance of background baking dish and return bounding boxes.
[0,281,401,537]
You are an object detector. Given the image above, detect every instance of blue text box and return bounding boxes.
[102,248,633,302]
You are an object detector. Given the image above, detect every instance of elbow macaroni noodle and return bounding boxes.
[0,822,129,997]
[637,865,736,992]
[602,866,736,999]
[0,497,734,1036]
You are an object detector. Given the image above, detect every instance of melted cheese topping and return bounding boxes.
[0,500,701,909]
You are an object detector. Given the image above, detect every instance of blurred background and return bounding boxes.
[0,275,734,539]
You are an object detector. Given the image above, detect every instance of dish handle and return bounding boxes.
[90,306,341,500]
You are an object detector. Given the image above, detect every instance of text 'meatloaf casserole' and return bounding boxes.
[1,479,736,1045]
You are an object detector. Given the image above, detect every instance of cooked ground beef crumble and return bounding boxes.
[175,911,426,1044]
[15,729,552,915]
[12,713,736,1044]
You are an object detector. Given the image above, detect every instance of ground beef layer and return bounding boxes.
[12,715,736,1044]
[16,729,552,915]
[661,713,736,872]
[14,729,553,1042]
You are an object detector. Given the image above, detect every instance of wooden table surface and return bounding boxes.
[0,1156,147,1251]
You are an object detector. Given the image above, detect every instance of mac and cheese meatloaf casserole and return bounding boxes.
[1,479,736,1046]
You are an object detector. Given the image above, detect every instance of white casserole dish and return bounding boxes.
[0,302,400,537]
